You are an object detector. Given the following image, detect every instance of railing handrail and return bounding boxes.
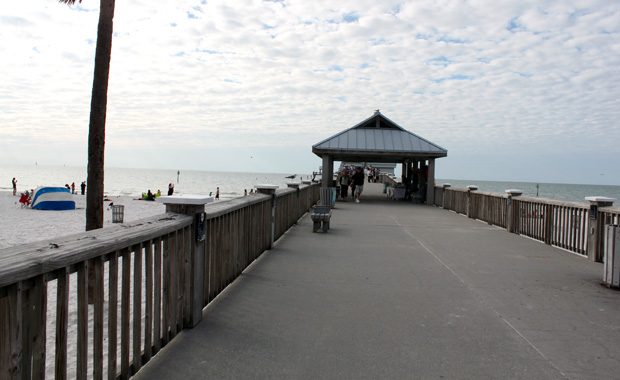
[0,213,193,289]
[200,185,304,219]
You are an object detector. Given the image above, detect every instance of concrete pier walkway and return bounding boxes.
[133,183,620,380]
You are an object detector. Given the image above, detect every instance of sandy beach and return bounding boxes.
[0,191,172,379]
[0,190,166,250]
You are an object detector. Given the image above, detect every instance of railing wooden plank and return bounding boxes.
[21,282,32,380]
[144,240,153,363]
[132,244,143,374]
[55,268,69,380]
[120,249,131,380]
[162,234,170,345]
[32,275,47,379]
[153,238,162,354]
[183,225,191,327]
[1,283,22,380]
[77,262,88,380]
[93,256,104,380]
[108,252,118,380]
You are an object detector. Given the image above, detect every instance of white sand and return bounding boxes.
[0,191,169,379]
[0,191,166,250]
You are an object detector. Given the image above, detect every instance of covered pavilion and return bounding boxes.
[312,111,448,204]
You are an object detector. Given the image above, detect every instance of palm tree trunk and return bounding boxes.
[86,0,115,231]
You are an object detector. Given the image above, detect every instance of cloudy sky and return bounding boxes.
[1,0,619,184]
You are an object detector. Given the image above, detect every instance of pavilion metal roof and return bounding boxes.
[312,112,447,163]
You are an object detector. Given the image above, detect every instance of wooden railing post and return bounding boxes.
[544,204,554,245]
[442,183,451,209]
[256,185,279,250]
[466,186,478,218]
[506,189,523,234]
[585,197,616,262]
[302,181,312,212]
[159,194,214,328]
[287,182,301,222]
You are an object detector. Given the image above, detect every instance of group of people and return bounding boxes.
[142,189,162,201]
[63,182,87,195]
[366,166,380,183]
[12,178,86,198]
[18,189,34,208]
[337,166,366,203]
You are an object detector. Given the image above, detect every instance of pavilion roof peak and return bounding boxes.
[312,112,447,162]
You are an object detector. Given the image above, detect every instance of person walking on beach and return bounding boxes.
[81,181,86,195]
[71,182,75,194]
[12,178,17,196]
[216,187,220,200]
[351,166,365,203]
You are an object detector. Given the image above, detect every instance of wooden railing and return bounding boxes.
[0,183,320,380]
[469,191,508,229]
[434,186,620,260]
[512,197,588,255]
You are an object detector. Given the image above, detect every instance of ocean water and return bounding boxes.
[1,164,619,204]
[0,164,314,200]
[435,178,620,203]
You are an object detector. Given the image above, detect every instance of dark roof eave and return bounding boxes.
[312,147,447,159]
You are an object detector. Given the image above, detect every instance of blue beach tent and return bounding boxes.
[31,187,75,211]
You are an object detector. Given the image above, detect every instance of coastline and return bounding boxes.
[0,190,165,250]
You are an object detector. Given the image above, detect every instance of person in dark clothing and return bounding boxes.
[168,183,174,196]
[350,167,365,203]
[81,181,86,195]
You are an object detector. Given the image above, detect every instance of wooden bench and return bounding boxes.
[310,205,332,233]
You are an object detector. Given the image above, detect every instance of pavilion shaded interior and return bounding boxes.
[312,111,447,203]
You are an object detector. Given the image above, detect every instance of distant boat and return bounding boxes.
[285,174,296,179]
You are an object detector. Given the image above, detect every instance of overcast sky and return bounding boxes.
[1,0,619,185]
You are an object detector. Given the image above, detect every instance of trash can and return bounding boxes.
[111,204,125,224]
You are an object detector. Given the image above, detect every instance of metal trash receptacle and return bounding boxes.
[112,204,125,223]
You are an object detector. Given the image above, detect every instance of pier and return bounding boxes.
[131,183,620,380]
[3,181,620,379]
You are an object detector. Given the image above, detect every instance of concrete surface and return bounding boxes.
[132,183,620,380]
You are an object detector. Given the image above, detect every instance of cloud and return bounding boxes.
[0,0,619,183]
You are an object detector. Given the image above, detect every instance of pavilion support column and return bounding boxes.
[427,158,436,205]
[321,154,333,188]
[401,161,407,182]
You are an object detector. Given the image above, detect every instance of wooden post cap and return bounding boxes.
[467,185,478,191]
[585,196,616,206]
[157,195,214,205]
[255,184,278,194]
[442,183,452,188]
[505,189,523,196]
[286,182,301,188]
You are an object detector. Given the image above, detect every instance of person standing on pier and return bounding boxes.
[81,181,86,195]
[216,187,220,200]
[339,169,350,201]
[168,183,174,196]
[351,166,365,203]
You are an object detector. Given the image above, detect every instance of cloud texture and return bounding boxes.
[1,0,619,183]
